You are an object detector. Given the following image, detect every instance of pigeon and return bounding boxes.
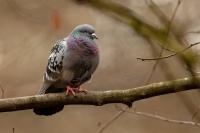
[33,24,99,116]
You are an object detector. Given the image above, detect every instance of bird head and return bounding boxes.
[71,24,98,40]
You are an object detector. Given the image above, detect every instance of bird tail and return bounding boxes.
[33,84,65,116]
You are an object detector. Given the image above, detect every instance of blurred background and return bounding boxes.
[0,0,200,133]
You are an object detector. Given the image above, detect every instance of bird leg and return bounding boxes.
[65,86,88,96]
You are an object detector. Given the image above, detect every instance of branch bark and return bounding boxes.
[0,77,200,113]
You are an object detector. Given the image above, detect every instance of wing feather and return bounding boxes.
[44,39,67,82]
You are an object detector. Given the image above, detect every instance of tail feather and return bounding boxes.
[33,85,65,116]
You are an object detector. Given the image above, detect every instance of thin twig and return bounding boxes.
[134,111,200,127]
[121,108,200,127]
[137,41,200,61]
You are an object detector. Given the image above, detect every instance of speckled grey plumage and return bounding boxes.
[33,24,99,116]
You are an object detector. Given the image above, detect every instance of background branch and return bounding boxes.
[0,76,200,112]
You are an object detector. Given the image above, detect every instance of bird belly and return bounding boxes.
[62,70,74,82]
[52,70,74,88]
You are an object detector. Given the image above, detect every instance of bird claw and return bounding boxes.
[66,86,76,96]
[65,86,88,96]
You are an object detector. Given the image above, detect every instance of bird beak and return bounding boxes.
[91,33,98,39]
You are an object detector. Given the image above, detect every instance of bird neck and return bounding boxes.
[68,35,98,56]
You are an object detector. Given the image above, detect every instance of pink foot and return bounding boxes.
[65,86,88,96]
[66,86,76,96]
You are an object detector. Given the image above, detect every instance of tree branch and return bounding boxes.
[0,77,200,113]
